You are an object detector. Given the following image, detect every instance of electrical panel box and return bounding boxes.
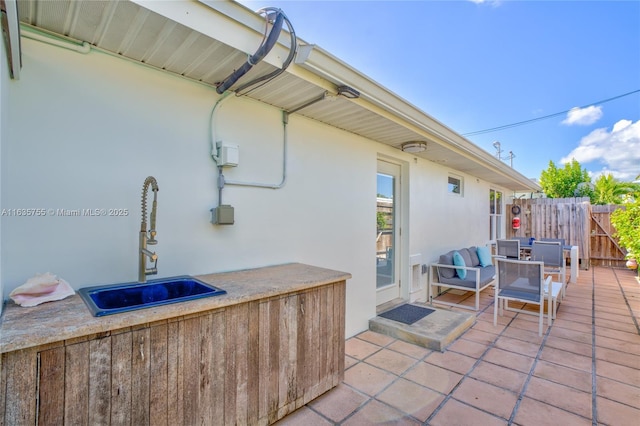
[217,142,239,167]
[211,205,234,225]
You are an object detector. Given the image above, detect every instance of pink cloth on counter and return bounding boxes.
[9,272,75,307]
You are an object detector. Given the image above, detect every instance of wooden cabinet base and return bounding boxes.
[1,281,346,425]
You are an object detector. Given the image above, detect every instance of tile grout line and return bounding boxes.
[329,338,397,425]
[332,272,607,425]
[505,275,595,425]
[365,333,446,424]
[586,267,639,423]
[301,267,633,426]
[304,337,392,425]
[343,309,507,426]
[506,314,553,425]
[611,268,640,335]
[423,301,520,425]
[362,344,440,424]
[591,267,598,426]
[328,334,431,425]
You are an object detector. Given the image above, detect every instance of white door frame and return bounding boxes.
[376,156,409,305]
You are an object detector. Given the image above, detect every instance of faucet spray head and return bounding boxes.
[141,176,159,235]
[139,176,159,282]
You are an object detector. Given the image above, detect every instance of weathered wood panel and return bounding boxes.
[246,301,261,425]
[182,316,200,426]
[296,291,308,409]
[210,311,226,424]
[224,303,249,425]
[174,311,225,426]
[168,320,183,426]
[336,282,346,384]
[64,341,90,425]
[198,313,214,425]
[38,346,65,425]
[89,336,112,425]
[110,331,132,426]
[307,289,321,404]
[278,293,298,419]
[1,281,346,425]
[131,328,150,425]
[1,349,38,425]
[261,296,280,425]
[149,323,169,426]
[319,284,334,393]
[235,304,249,426]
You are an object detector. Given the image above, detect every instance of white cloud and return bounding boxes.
[561,119,640,181]
[561,105,603,126]
[467,0,502,6]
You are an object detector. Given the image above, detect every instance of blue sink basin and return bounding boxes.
[79,276,226,317]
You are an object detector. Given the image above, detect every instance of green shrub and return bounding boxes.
[377,211,387,231]
[611,199,640,275]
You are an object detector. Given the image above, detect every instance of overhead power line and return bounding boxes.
[461,89,640,137]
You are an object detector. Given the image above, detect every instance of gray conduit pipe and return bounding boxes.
[22,28,91,54]
[218,110,288,191]
[209,93,288,205]
[215,10,284,94]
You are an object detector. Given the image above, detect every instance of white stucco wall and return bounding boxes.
[377,144,500,302]
[409,160,496,261]
[2,37,508,336]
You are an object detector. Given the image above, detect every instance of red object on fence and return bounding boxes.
[512,217,521,230]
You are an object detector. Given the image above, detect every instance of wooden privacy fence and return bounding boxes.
[506,197,592,269]
[506,198,628,269]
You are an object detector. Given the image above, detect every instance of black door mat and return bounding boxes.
[378,304,435,325]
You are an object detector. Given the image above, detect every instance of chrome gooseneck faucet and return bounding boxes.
[139,176,159,282]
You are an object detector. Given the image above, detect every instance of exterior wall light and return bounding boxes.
[401,142,427,153]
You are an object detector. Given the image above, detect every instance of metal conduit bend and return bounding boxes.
[215,9,285,94]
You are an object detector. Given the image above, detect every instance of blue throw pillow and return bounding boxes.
[477,246,492,267]
[452,251,467,279]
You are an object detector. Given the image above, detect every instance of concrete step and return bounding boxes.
[369,303,475,352]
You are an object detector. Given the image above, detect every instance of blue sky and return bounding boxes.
[237,0,640,182]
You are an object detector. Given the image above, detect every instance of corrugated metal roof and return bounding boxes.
[16,0,540,192]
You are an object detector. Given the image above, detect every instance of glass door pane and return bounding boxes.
[376,172,395,289]
[376,159,401,306]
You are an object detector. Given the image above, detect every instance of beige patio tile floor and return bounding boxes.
[276,266,640,425]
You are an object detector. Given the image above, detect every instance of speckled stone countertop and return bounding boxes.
[0,263,351,354]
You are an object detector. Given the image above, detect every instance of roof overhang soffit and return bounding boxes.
[295,44,539,191]
[130,0,330,89]
[130,1,539,192]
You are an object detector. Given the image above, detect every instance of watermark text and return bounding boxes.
[1,208,130,217]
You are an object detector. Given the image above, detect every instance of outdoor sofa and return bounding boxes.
[428,246,495,311]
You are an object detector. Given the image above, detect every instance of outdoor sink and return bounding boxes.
[79,276,226,317]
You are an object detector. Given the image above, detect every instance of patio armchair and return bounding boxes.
[531,240,566,319]
[494,257,551,336]
[496,239,521,259]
